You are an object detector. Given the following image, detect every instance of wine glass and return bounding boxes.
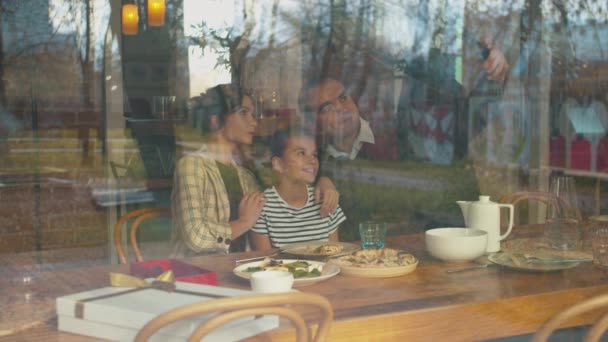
[543,175,582,250]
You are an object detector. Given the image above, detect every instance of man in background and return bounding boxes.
[302,77,375,162]
[300,41,509,238]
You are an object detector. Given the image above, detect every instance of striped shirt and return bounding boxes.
[252,185,346,248]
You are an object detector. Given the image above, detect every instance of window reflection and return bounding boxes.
[0,0,608,268]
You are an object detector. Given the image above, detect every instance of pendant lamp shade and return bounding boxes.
[122,4,139,35]
[148,0,166,27]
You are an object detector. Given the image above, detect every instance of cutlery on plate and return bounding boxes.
[445,263,491,273]
[446,254,495,273]
[520,255,592,263]
[235,250,283,264]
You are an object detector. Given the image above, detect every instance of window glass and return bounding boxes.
[2,1,608,338]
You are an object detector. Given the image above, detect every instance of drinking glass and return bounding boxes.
[592,226,608,269]
[585,215,608,251]
[359,221,387,249]
[543,176,582,250]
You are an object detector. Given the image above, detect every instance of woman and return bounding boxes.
[171,84,338,256]
[170,84,264,256]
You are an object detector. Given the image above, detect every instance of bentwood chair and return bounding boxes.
[134,292,333,342]
[533,293,608,342]
[114,207,171,264]
[498,191,557,225]
[499,190,584,226]
[498,191,554,208]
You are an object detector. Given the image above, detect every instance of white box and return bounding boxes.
[56,282,279,341]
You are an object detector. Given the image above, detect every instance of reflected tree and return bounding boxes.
[0,0,106,110]
[63,0,94,108]
[0,1,8,105]
[298,0,381,102]
[189,1,254,86]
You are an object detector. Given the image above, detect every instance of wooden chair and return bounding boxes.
[533,293,608,342]
[114,207,171,264]
[499,191,581,224]
[498,191,554,207]
[498,191,557,225]
[134,292,333,342]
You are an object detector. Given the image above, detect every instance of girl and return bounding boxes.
[250,126,346,250]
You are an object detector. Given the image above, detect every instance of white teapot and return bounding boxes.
[457,195,514,253]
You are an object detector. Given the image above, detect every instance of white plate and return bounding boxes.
[233,259,340,287]
[281,241,360,257]
[488,253,581,272]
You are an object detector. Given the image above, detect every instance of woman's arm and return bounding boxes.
[314,176,340,217]
[250,231,273,251]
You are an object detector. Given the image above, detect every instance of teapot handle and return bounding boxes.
[498,203,514,240]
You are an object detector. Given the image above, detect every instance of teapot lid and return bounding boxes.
[479,195,490,202]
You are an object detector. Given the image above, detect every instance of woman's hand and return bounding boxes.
[314,176,340,217]
[238,191,266,228]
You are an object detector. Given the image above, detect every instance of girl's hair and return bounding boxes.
[270,124,316,158]
[198,84,254,132]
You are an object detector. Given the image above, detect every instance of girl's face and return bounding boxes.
[222,95,257,145]
[272,135,319,185]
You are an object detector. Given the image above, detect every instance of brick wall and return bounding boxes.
[0,176,108,263]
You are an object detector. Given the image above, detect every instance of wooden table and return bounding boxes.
[2,232,608,341]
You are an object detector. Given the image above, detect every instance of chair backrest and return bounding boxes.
[498,191,556,225]
[134,292,333,342]
[114,207,171,264]
[499,191,555,207]
[533,293,608,342]
[499,191,582,224]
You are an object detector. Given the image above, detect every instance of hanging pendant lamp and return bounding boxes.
[122,3,139,35]
[148,0,166,27]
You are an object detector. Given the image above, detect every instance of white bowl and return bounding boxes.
[250,271,294,293]
[425,227,488,262]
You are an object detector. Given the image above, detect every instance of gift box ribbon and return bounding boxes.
[111,270,176,290]
[74,270,226,319]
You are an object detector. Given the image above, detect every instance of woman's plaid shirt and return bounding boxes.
[170,147,259,256]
